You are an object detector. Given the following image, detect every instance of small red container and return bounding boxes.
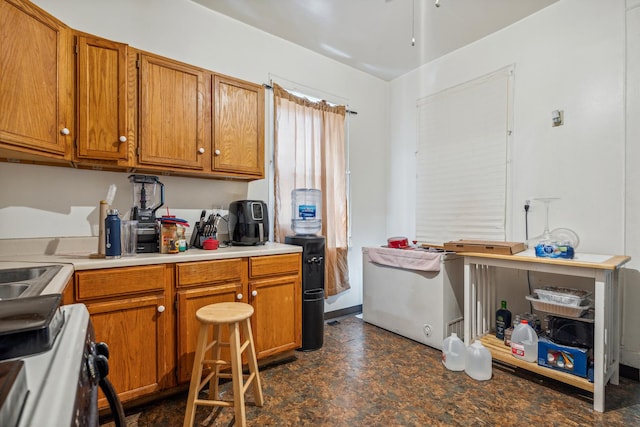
[387,237,409,249]
[202,238,219,250]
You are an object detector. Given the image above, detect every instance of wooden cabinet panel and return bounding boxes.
[249,274,301,358]
[177,258,243,287]
[138,53,206,170]
[87,294,169,406]
[74,264,174,409]
[0,0,72,158]
[76,35,128,161]
[213,75,264,177]
[75,265,165,300]
[176,282,243,383]
[250,253,301,278]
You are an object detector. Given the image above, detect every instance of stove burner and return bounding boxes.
[0,294,64,361]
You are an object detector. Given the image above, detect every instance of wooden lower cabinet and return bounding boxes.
[71,253,301,406]
[248,254,302,359]
[74,264,174,409]
[176,282,243,383]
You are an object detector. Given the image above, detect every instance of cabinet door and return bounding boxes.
[138,53,206,170]
[76,35,128,161]
[0,0,72,157]
[87,293,170,408]
[249,274,301,359]
[176,282,243,383]
[213,75,264,177]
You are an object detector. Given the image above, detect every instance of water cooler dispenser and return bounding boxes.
[285,188,325,351]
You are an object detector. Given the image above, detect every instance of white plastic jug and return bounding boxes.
[465,341,492,381]
[442,332,466,371]
[510,319,538,363]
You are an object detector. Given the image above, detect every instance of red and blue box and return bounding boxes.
[537,336,593,381]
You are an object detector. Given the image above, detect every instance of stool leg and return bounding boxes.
[209,324,222,401]
[183,323,209,427]
[242,318,264,407]
[229,321,246,427]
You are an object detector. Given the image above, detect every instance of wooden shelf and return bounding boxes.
[479,334,594,392]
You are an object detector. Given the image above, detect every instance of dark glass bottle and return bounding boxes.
[495,300,512,340]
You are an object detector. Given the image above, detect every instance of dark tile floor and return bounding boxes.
[101,316,640,426]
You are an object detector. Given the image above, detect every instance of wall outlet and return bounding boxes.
[552,109,564,127]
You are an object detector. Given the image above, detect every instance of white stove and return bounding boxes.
[0,303,123,427]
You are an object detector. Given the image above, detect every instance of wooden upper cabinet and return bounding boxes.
[213,75,264,178]
[75,35,129,161]
[138,53,206,170]
[0,0,73,158]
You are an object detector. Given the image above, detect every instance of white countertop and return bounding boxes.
[0,241,302,295]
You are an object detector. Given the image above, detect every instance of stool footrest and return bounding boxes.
[203,358,229,367]
[242,372,257,394]
[195,398,234,408]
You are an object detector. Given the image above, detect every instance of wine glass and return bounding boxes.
[526,197,559,248]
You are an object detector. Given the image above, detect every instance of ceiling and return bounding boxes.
[192,0,559,81]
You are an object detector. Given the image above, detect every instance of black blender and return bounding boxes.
[128,174,164,253]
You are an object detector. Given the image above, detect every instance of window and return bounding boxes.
[416,66,514,244]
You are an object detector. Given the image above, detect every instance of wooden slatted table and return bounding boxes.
[461,250,630,412]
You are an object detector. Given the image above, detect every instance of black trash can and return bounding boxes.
[302,288,324,351]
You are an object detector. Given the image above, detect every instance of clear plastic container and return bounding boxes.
[442,332,466,371]
[291,188,322,235]
[465,341,492,381]
[510,319,538,362]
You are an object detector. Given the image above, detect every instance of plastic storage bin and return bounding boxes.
[534,286,591,306]
[525,295,592,318]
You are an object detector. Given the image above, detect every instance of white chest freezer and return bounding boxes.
[362,247,464,350]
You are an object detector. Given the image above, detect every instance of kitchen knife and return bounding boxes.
[199,210,206,234]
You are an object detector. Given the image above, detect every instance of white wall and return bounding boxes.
[389,0,640,367]
[1,0,390,314]
[624,0,640,368]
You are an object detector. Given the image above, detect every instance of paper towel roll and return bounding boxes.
[98,200,109,256]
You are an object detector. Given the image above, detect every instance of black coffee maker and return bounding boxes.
[129,174,164,253]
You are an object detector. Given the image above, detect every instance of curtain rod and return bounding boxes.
[263,83,357,115]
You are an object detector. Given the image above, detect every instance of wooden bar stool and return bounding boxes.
[183,302,264,427]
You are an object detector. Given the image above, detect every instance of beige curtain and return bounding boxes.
[273,83,350,296]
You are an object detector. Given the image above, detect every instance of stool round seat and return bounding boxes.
[196,302,254,324]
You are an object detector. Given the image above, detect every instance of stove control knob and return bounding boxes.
[95,342,110,360]
[94,354,110,379]
[87,354,109,384]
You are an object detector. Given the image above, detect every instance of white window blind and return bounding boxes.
[416,66,513,244]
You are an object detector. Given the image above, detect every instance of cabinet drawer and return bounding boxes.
[249,253,301,278]
[76,265,166,300]
[177,258,243,287]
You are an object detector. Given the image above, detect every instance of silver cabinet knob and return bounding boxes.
[237,293,243,300]
[214,149,221,156]
[119,136,127,143]
[157,305,165,313]
[198,147,205,154]
[251,290,257,297]
[61,128,70,135]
